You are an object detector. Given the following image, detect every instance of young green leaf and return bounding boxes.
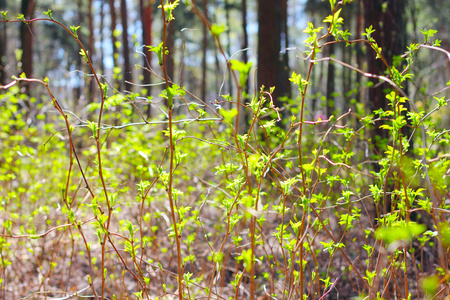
[1,11,8,21]
[211,23,228,37]
[70,25,81,38]
[43,9,53,20]
[158,0,180,22]
[230,59,252,87]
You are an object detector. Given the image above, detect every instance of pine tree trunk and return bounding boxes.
[364,0,407,149]
[355,0,364,106]
[281,0,290,100]
[225,0,232,95]
[242,0,248,90]
[201,0,208,101]
[240,0,249,123]
[326,42,335,116]
[120,0,132,91]
[20,0,36,96]
[99,0,105,74]
[257,0,290,109]
[87,0,96,99]
[0,0,7,85]
[140,0,153,117]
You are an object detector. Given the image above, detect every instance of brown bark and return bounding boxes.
[201,0,208,101]
[341,4,353,110]
[364,1,408,230]
[225,0,232,95]
[87,0,96,98]
[241,0,248,66]
[257,0,290,109]
[355,0,364,105]
[363,0,406,145]
[326,42,335,116]
[0,0,6,85]
[140,0,153,117]
[88,0,95,63]
[141,0,153,73]
[20,0,36,95]
[120,0,132,91]
[280,0,290,99]
[99,0,105,73]
[241,0,248,117]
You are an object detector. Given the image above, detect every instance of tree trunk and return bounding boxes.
[87,0,96,99]
[363,1,408,259]
[99,0,105,74]
[120,0,132,91]
[225,0,232,95]
[0,0,7,85]
[326,42,335,117]
[140,0,153,117]
[87,0,95,68]
[20,0,36,96]
[257,0,290,110]
[341,4,353,112]
[240,0,249,120]
[109,0,120,89]
[241,0,248,64]
[364,0,407,149]
[280,0,290,99]
[74,0,84,105]
[201,0,208,101]
[355,0,364,106]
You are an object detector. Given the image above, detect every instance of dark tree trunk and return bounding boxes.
[0,0,7,85]
[99,0,105,73]
[20,0,36,96]
[356,0,364,105]
[76,0,86,45]
[140,0,153,117]
[240,0,249,120]
[87,0,96,99]
[280,0,290,99]
[242,0,248,73]
[225,0,232,95]
[120,0,132,91]
[364,0,407,149]
[304,0,328,114]
[87,0,95,66]
[109,0,120,89]
[326,42,335,117]
[363,0,408,238]
[343,41,351,110]
[75,0,93,101]
[257,0,290,109]
[201,0,208,101]
[341,4,353,112]
[74,0,84,105]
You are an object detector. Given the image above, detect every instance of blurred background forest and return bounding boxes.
[0,0,449,122]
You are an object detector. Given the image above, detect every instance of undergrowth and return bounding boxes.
[1,1,450,299]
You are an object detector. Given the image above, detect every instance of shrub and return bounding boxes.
[0,1,449,299]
